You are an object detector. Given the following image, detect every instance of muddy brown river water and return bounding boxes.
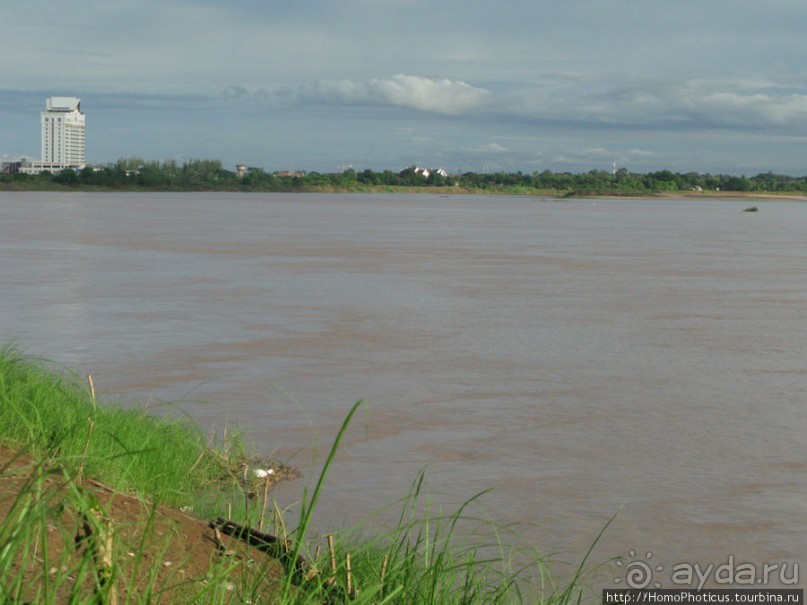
[1,191,804,587]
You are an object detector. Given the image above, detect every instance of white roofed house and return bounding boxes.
[413,166,449,179]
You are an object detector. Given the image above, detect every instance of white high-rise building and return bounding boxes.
[40,96,85,169]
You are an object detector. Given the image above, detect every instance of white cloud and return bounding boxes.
[297,75,492,115]
[459,142,510,156]
[481,143,508,153]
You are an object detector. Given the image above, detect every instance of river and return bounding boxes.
[1,191,804,587]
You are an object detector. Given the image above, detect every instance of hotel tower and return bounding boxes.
[40,97,85,169]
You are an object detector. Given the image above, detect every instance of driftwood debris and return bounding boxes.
[210,518,313,583]
[210,519,363,600]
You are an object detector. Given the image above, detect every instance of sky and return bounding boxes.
[3,0,807,175]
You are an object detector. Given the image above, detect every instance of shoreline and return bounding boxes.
[638,190,807,202]
[2,181,807,201]
[0,348,573,603]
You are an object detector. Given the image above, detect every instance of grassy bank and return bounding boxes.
[0,179,558,196]
[0,346,251,516]
[0,347,600,603]
[4,179,806,201]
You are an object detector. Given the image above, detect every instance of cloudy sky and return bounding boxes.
[3,0,807,174]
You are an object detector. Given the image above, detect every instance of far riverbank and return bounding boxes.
[3,179,807,201]
[4,160,807,198]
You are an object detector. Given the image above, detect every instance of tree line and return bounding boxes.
[3,158,807,194]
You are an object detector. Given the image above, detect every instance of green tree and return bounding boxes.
[53,168,79,186]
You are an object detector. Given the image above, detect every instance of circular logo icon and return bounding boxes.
[614,550,663,589]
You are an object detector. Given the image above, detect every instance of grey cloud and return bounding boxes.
[483,77,807,134]
[690,91,807,128]
[220,72,807,139]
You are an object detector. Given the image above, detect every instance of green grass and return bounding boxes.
[0,345,250,516]
[0,346,605,603]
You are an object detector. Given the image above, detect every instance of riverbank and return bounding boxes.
[0,446,287,603]
[3,174,807,201]
[644,190,807,202]
[0,347,593,603]
[5,160,807,197]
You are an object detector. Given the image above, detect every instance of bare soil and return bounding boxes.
[0,446,288,603]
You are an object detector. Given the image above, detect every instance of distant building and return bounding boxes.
[1,161,22,174]
[414,166,449,179]
[41,96,85,168]
[21,97,86,174]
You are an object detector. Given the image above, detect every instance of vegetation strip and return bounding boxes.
[3,157,807,195]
